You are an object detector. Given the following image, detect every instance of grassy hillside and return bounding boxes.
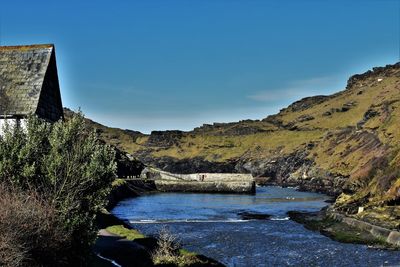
[94,63,399,165]
[64,108,148,153]
[129,63,400,178]
[69,62,400,228]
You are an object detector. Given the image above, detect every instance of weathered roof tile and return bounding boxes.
[0,44,63,121]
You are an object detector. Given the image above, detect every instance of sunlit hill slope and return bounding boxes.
[66,62,400,228]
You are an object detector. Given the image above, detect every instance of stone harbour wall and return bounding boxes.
[330,212,400,247]
[154,180,255,194]
[159,172,254,182]
[140,167,255,194]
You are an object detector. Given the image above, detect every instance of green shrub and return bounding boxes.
[0,112,117,265]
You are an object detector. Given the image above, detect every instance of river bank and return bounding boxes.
[94,210,225,267]
[96,180,225,267]
[288,209,400,249]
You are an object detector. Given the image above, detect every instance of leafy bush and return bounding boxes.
[0,113,116,265]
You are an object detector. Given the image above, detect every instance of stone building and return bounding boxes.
[0,44,63,131]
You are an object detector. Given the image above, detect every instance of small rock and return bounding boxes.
[297,114,315,122]
[238,212,271,220]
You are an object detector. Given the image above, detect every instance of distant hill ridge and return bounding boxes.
[65,62,400,229]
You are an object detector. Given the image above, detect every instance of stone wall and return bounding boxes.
[330,212,400,247]
[154,180,255,194]
[140,167,255,194]
[0,118,27,135]
[35,50,63,122]
[159,172,254,182]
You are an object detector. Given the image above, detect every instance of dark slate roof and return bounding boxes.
[0,44,62,119]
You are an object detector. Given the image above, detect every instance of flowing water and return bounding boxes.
[112,186,400,266]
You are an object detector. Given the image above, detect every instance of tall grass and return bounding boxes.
[0,184,69,266]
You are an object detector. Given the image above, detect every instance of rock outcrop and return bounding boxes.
[138,155,237,174]
[146,130,184,147]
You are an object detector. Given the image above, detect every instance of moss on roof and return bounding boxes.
[0,44,54,51]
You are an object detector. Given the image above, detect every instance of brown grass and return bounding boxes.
[0,184,70,267]
[151,226,181,265]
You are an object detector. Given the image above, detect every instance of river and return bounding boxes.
[111,186,400,266]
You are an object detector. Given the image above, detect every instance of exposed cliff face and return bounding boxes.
[145,130,184,147]
[235,148,347,196]
[68,62,400,228]
[139,155,237,174]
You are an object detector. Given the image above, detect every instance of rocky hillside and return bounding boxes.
[68,62,400,229]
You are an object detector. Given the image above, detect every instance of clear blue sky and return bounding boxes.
[1,0,399,133]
